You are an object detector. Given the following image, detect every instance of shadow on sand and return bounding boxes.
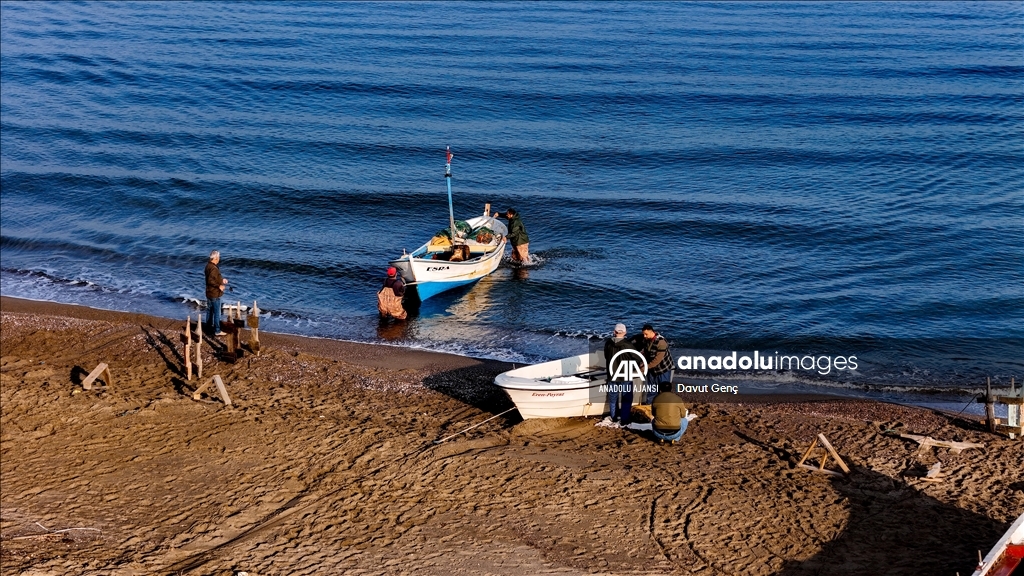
[421,361,520,428]
[738,430,1012,576]
[416,356,1012,574]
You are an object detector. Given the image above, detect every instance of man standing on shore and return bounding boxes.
[603,323,635,426]
[634,323,673,405]
[494,207,530,265]
[204,250,228,336]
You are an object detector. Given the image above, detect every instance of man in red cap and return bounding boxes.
[377,267,407,320]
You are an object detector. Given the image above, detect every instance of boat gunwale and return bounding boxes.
[494,378,609,392]
[403,236,507,267]
[390,237,507,286]
[974,513,1024,576]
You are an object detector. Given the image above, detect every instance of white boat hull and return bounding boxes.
[389,215,507,300]
[494,352,645,419]
[972,512,1024,576]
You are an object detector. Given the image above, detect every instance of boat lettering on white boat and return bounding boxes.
[495,352,647,419]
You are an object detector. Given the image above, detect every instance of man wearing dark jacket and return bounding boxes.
[634,323,673,405]
[603,323,635,426]
[204,250,228,336]
[495,207,530,264]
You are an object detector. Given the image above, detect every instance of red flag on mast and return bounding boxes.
[446,147,453,165]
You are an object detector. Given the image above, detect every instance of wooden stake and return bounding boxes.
[797,437,819,467]
[195,324,203,380]
[247,300,261,355]
[816,433,851,474]
[986,377,996,433]
[192,374,232,407]
[183,315,193,381]
[81,363,111,390]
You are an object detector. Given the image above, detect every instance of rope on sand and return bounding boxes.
[432,407,517,444]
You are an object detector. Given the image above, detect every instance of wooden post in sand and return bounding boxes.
[182,315,193,381]
[192,375,232,407]
[985,377,997,434]
[195,322,203,380]
[247,300,260,355]
[81,363,112,391]
[220,302,243,360]
[995,377,1023,439]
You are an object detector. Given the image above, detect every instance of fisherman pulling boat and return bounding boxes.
[384,147,508,305]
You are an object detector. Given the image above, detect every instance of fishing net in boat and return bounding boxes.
[434,220,473,240]
[472,226,495,243]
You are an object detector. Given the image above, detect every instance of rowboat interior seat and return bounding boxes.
[426,241,499,259]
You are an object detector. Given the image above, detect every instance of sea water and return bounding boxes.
[2,2,1022,406]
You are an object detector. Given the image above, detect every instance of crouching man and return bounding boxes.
[651,381,697,444]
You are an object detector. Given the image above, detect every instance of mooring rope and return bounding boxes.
[433,407,517,444]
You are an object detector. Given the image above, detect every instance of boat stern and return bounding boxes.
[387,256,416,283]
[494,352,616,419]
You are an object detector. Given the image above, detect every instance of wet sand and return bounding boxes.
[1,296,1021,575]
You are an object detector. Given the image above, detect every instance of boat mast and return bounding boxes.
[445,146,458,247]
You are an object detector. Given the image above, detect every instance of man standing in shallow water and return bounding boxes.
[204,250,228,336]
[494,207,530,264]
[377,266,408,321]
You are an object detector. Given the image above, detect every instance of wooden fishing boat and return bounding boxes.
[388,147,507,301]
[493,351,646,419]
[389,211,506,301]
[973,512,1024,576]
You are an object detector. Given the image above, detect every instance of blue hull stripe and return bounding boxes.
[414,277,480,300]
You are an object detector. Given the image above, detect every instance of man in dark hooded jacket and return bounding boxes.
[495,207,530,264]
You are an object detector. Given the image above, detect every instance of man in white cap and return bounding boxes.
[602,323,636,426]
[204,250,228,336]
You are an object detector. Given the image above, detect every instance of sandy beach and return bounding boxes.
[1,296,1021,576]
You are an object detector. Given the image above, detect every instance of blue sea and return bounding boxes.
[2,2,1022,405]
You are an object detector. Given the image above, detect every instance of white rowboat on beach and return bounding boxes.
[972,512,1024,576]
[493,351,646,419]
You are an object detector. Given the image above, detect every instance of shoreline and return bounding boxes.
[0,296,992,413]
[0,296,854,404]
[0,295,509,374]
[2,295,1020,575]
